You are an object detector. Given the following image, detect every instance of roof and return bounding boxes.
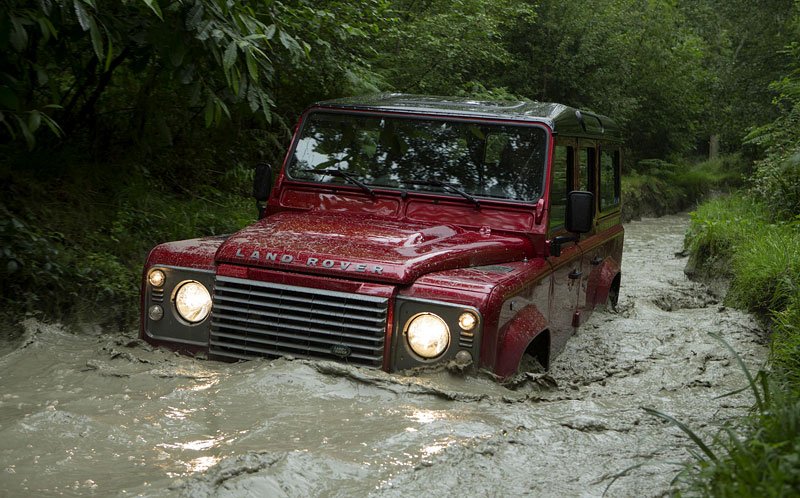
[313,93,622,142]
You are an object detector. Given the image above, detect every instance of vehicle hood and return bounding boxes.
[215,211,530,284]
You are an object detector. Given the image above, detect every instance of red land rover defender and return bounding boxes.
[140,94,623,378]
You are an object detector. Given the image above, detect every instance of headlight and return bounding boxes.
[174,281,212,323]
[458,311,478,331]
[148,269,166,287]
[405,313,450,359]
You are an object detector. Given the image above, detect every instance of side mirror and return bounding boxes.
[565,191,594,234]
[253,163,273,217]
[549,191,594,258]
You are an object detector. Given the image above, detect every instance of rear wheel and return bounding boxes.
[608,275,621,311]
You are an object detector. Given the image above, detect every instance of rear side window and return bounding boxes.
[599,149,620,212]
[578,146,594,192]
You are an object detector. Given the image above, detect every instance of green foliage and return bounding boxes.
[727,227,800,314]
[746,33,800,220]
[0,138,255,323]
[0,208,138,321]
[373,0,534,95]
[621,171,685,221]
[0,0,390,151]
[678,0,799,151]
[493,0,714,161]
[677,154,749,200]
[108,173,254,262]
[751,153,800,221]
[2,0,796,162]
[746,42,800,221]
[690,385,800,497]
[773,294,800,384]
[684,195,770,276]
[686,192,800,382]
[621,155,745,221]
[0,213,74,311]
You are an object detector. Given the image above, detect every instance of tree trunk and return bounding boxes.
[709,135,720,159]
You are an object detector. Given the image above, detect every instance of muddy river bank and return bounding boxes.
[0,214,767,497]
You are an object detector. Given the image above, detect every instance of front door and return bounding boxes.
[546,139,585,354]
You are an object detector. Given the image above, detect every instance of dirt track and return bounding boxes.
[0,214,767,497]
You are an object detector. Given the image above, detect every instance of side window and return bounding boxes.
[578,147,595,192]
[599,148,621,212]
[549,145,574,232]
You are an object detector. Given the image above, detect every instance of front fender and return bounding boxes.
[494,304,549,379]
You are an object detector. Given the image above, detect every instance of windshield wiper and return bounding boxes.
[301,168,375,197]
[401,179,480,208]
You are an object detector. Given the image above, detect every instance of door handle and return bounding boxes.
[568,269,582,280]
[591,256,603,266]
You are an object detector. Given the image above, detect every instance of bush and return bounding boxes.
[0,143,256,327]
[752,152,800,221]
[0,213,74,312]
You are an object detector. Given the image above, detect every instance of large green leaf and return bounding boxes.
[73,0,91,31]
[9,16,28,51]
[27,110,41,133]
[142,0,163,20]
[87,16,103,61]
[223,41,237,70]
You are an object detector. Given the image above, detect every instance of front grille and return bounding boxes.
[209,276,389,367]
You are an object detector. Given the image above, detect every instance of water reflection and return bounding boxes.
[187,455,221,473]
[163,407,195,421]
[406,409,448,425]
[158,437,225,476]
[159,438,221,451]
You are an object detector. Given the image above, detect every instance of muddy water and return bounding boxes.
[0,215,767,497]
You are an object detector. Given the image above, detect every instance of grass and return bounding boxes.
[683,195,771,278]
[684,194,800,364]
[675,192,800,495]
[728,228,800,313]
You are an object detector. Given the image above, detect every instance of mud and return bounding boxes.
[0,214,767,497]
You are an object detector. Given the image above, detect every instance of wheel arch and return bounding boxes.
[494,304,550,379]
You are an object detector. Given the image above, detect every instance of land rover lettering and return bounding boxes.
[232,248,384,274]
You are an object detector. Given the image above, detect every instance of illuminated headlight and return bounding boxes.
[405,313,450,359]
[174,281,212,323]
[458,311,478,331]
[148,269,165,287]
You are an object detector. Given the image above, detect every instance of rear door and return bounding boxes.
[577,143,623,318]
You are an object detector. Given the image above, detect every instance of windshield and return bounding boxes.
[286,111,548,203]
